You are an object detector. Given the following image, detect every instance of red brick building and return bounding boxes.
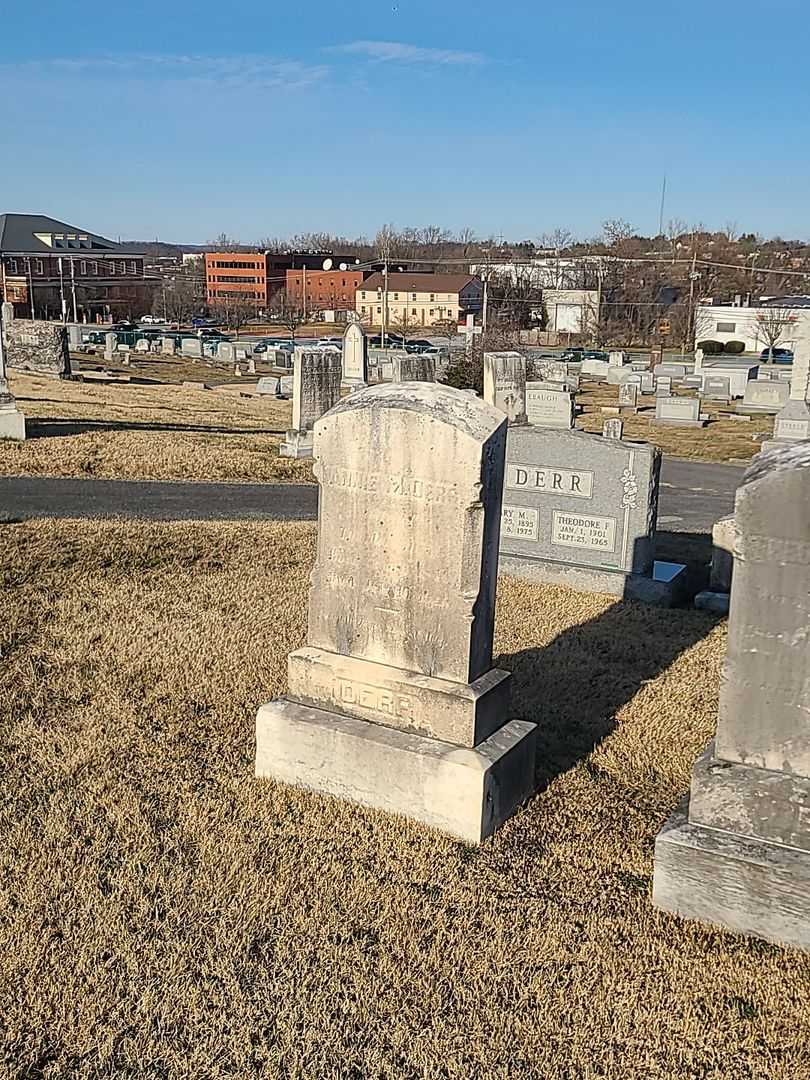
[205,252,268,309]
[0,213,154,321]
[285,268,367,314]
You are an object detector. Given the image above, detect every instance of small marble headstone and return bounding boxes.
[342,322,368,386]
[655,396,704,427]
[655,376,672,398]
[640,372,655,394]
[618,383,638,411]
[702,375,731,403]
[483,352,527,425]
[602,418,624,440]
[391,354,435,382]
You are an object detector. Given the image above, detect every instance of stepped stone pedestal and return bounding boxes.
[654,443,810,950]
[256,383,537,842]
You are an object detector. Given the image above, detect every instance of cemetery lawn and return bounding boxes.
[3,518,809,1079]
[0,370,315,484]
[576,381,773,463]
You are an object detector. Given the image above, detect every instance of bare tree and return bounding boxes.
[754,306,797,361]
[432,317,459,355]
[274,289,310,345]
[210,293,258,336]
[602,219,636,248]
[722,221,740,243]
[540,227,573,253]
[666,218,688,263]
[210,232,240,251]
[155,271,202,325]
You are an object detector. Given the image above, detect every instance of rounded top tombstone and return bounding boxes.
[309,382,507,682]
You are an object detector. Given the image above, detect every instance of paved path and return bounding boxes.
[0,457,745,532]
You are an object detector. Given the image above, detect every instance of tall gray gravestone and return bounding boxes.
[483,351,527,425]
[654,445,810,951]
[0,305,25,440]
[342,321,368,387]
[280,349,343,459]
[498,428,684,604]
[763,350,810,451]
[525,383,574,429]
[256,383,537,842]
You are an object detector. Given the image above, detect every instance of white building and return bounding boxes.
[543,289,600,334]
[695,299,810,354]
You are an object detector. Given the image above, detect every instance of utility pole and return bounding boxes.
[685,248,698,357]
[58,257,67,322]
[381,260,389,347]
[658,175,667,242]
[26,258,35,320]
[70,259,78,322]
[302,266,307,320]
[482,278,488,335]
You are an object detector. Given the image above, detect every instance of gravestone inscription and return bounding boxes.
[483,351,527,425]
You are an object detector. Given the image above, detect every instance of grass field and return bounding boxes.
[2,518,808,1079]
[0,369,312,484]
[575,383,773,463]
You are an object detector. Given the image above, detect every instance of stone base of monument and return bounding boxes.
[654,740,810,951]
[279,429,313,458]
[499,554,688,606]
[255,698,537,843]
[0,401,25,441]
[654,804,810,952]
[651,417,708,429]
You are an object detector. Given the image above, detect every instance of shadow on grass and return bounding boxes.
[497,553,722,793]
[20,417,287,439]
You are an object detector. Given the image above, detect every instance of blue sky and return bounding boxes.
[3,0,807,243]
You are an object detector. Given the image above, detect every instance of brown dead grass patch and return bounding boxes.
[0,372,314,484]
[576,381,772,463]
[1,519,808,1078]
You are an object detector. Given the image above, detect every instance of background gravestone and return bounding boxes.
[280,349,343,458]
[483,351,527,425]
[498,427,683,603]
[654,444,810,951]
[0,307,25,440]
[602,418,623,440]
[391,354,435,382]
[256,383,537,842]
[525,383,574,429]
[763,349,810,451]
[4,320,71,378]
[342,322,368,386]
[654,396,706,428]
[618,383,638,412]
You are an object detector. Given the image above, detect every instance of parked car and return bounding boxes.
[253,338,294,354]
[315,337,343,348]
[111,321,140,332]
[561,347,585,359]
[582,350,609,362]
[197,328,231,340]
[140,314,166,324]
[404,339,434,353]
[191,316,221,328]
[759,347,794,364]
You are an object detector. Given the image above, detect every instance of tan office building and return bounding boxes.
[356,272,483,328]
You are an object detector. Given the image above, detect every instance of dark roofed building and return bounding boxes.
[0,213,155,321]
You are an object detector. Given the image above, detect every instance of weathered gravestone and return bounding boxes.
[655,376,672,398]
[609,350,628,368]
[654,396,706,428]
[218,342,235,365]
[654,445,810,950]
[4,320,71,378]
[581,357,609,381]
[134,338,150,353]
[761,351,810,452]
[602,418,624,440]
[0,307,25,440]
[640,371,655,394]
[342,321,369,387]
[391,354,435,382]
[498,428,684,604]
[525,383,574,429]
[739,379,788,413]
[181,337,203,358]
[483,352,527,425]
[618,383,639,412]
[280,349,343,458]
[256,375,284,397]
[104,333,116,361]
[256,382,537,842]
[67,324,82,350]
[655,362,687,381]
[702,361,759,399]
[702,375,731,403]
[161,336,177,356]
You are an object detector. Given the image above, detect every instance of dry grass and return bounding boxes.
[2,519,808,1079]
[576,381,772,463]
[0,371,314,484]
